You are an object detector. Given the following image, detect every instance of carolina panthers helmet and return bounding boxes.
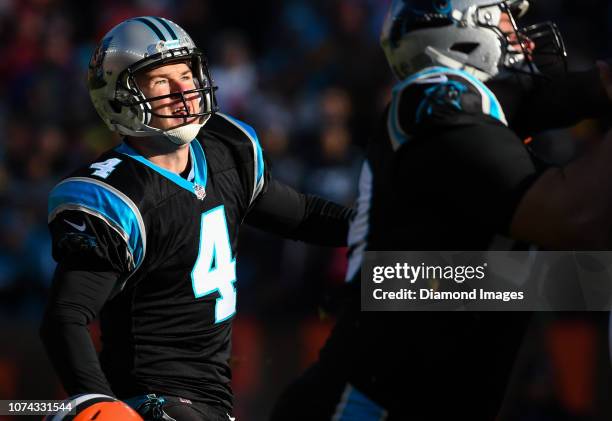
[381,0,566,81]
[43,393,143,421]
[88,16,218,144]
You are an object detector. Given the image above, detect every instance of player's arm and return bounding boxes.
[493,68,612,138]
[394,121,540,241]
[40,208,131,396]
[510,129,612,249]
[403,121,612,249]
[42,175,142,396]
[245,178,355,246]
[224,114,355,245]
[40,264,118,396]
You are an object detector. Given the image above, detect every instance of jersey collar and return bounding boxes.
[116,140,208,198]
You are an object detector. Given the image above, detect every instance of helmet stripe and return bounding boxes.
[132,17,166,41]
[150,16,178,40]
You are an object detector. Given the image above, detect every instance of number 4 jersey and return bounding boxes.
[47,113,267,409]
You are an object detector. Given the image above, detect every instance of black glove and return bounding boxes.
[124,394,176,421]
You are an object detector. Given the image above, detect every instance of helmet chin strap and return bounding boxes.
[162,115,210,145]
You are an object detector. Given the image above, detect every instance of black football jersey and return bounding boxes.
[47,113,267,409]
[346,66,540,280]
[318,67,541,418]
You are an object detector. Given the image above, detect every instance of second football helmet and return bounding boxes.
[88,16,218,144]
[43,394,143,421]
[381,0,566,81]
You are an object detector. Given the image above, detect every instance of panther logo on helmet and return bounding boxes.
[433,0,452,14]
[88,37,112,90]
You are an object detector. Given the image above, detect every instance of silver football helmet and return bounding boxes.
[381,0,566,81]
[88,16,218,144]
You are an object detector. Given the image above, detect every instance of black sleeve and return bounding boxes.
[40,267,118,396]
[396,122,539,235]
[490,69,611,138]
[245,179,355,246]
[41,210,132,396]
[49,210,134,273]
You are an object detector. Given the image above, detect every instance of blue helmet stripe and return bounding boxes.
[150,16,178,40]
[48,177,146,269]
[132,17,166,41]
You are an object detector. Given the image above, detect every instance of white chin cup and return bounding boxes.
[163,119,208,145]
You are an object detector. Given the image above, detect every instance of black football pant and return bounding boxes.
[161,397,230,421]
[270,308,531,420]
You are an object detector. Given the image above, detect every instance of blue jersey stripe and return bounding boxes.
[393,66,507,125]
[217,113,265,186]
[190,139,208,187]
[333,384,388,420]
[115,142,208,197]
[388,87,410,149]
[48,178,145,268]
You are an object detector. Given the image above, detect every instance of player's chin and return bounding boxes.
[166,116,200,128]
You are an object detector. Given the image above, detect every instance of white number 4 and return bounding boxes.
[191,206,237,323]
[90,158,122,179]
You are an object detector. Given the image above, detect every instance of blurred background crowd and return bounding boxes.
[0,0,611,420]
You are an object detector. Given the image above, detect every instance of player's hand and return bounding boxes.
[596,60,612,102]
[124,395,176,421]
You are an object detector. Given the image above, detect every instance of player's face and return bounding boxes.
[135,62,202,131]
[499,11,535,56]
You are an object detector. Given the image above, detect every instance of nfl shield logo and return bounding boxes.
[194,184,206,200]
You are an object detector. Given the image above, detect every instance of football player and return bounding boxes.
[39,17,354,421]
[271,0,612,419]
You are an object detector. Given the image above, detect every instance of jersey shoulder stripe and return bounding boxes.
[346,160,373,282]
[216,112,265,204]
[332,384,388,420]
[48,176,146,270]
[388,66,508,150]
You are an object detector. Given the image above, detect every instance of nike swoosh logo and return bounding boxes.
[64,219,86,232]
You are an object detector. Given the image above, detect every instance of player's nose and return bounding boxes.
[168,78,193,94]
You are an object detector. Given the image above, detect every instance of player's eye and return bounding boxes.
[153,78,167,86]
